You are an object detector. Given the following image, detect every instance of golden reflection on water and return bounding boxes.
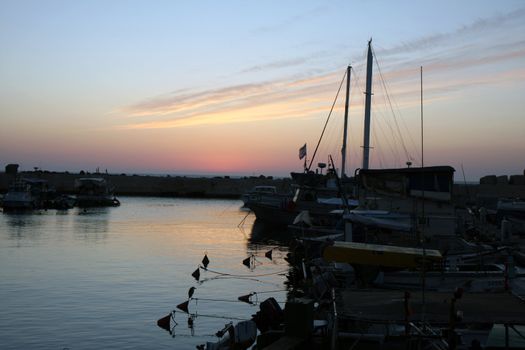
[0,197,289,350]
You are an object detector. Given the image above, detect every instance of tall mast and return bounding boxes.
[341,65,351,178]
[362,39,373,169]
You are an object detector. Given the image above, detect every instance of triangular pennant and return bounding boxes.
[157,313,171,331]
[242,256,251,268]
[265,249,273,260]
[177,300,189,313]
[238,294,253,304]
[202,254,210,269]
[192,267,200,281]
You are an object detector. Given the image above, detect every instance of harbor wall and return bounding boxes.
[1,171,524,205]
[0,171,293,199]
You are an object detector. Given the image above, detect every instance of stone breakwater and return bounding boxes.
[0,172,292,199]
[1,171,524,206]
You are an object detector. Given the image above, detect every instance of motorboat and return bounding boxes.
[2,178,48,211]
[75,177,120,207]
[241,185,281,207]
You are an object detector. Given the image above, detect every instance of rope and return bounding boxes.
[307,70,347,171]
[189,312,250,321]
[192,297,248,303]
[190,295,286,305]
[254,289,288,294]
[238,210,251,227]
[198,275,273,283]
[167,332,219,338]
[202,266,289,278]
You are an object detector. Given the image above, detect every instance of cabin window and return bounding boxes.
[408,173,450,193]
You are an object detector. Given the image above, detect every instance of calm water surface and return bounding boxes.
[0,197,290,349]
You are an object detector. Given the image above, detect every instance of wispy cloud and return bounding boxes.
[378,8,525,57]
[251,4,332,35]
[116,7,525,130]
[118,74,341,129]
[240,57,310,73]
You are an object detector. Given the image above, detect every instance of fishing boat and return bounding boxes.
[75,177,120,207]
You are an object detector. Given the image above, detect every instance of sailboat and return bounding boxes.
[317,40,517,287]
[244,64,359,228]
[323,40,460,247]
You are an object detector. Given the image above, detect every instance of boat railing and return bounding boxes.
[408,322,448,350]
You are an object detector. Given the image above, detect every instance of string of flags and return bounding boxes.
[157,250,286,337]
[192,250,277,282]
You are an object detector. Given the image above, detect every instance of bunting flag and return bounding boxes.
[188,286,196,299]
[238,294,253,304]
[192,267,200,281]
[298,143,307,160]
[157,313,172,332]
[202,254,210,269]
[177,300,190,313]
[265,249,273,260]
[242,256,252,268]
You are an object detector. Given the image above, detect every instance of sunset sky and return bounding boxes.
[1,1,524,180]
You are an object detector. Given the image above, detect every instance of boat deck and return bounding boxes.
[338,288,525,324]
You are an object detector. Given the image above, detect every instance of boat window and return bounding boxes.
[409,173,450,193]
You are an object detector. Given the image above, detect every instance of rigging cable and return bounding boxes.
[307,69,347,171]
[371,104,403,167]
[371,45,414,163]
[372,76,406,166]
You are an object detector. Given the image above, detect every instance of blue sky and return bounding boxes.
[1,1,524,179]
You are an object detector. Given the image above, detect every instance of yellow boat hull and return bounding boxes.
[323,241,442,268]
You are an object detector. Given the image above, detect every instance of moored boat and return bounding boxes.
[2,178,48,211]
[75,177,120,207]
[241,185,280,207]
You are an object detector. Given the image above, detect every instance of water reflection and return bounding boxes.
[73,207,111,241]
[3,211,48,243]
[0,198,292,349]
[248,219,292,245]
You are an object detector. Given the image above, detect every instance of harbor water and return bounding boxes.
[0,197,289,349]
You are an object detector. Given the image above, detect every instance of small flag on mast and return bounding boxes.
[299,144,307,160]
